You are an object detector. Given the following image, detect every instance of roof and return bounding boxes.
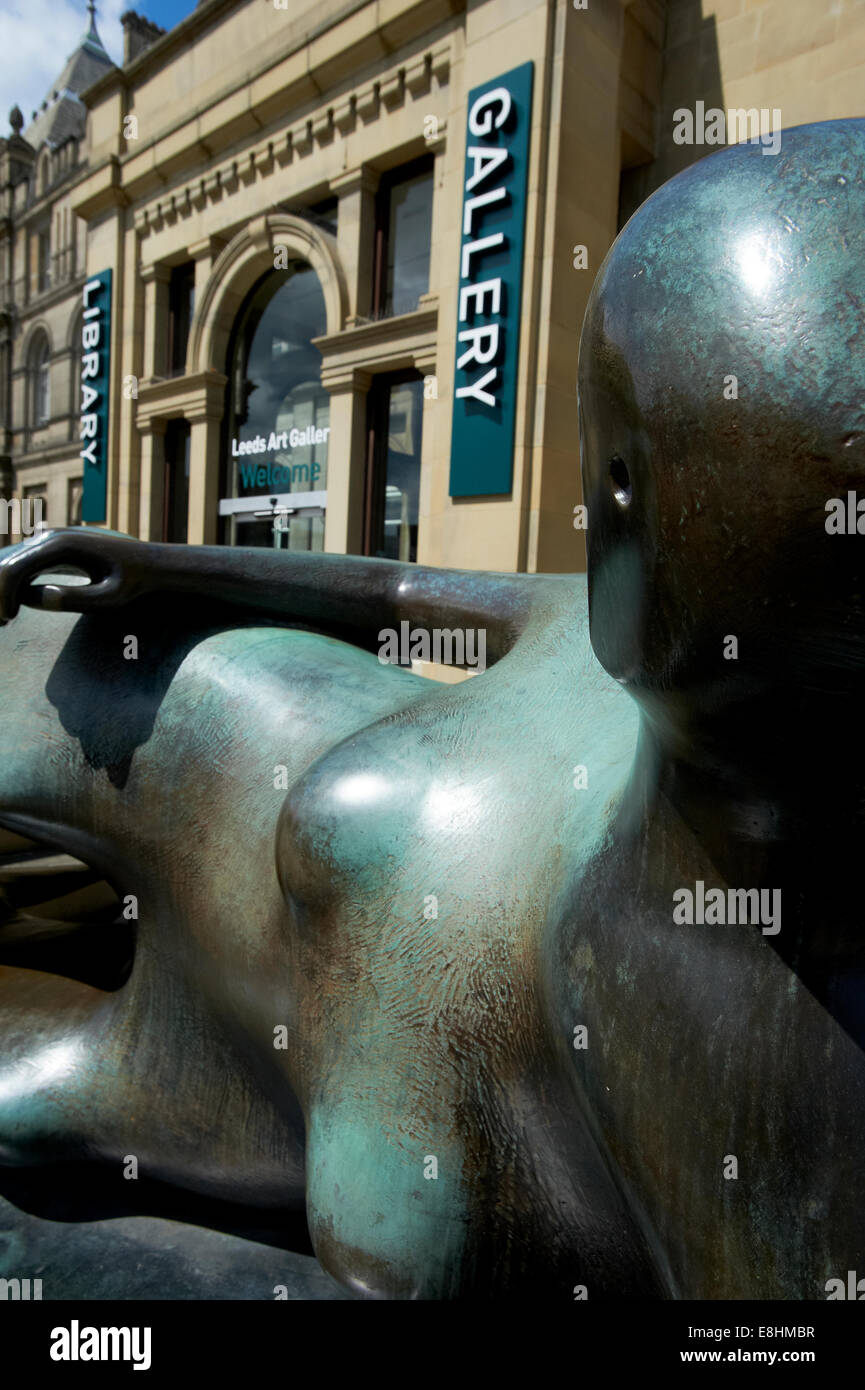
[24,5,115,150]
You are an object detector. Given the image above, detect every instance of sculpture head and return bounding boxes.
[578,120,865,720]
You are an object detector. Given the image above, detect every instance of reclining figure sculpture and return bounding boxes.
[0,119,862,1300]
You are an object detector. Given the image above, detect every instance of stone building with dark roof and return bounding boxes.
[0,3,161,539]
[24,3,115,152]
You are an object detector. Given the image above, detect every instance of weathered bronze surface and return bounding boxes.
[0,119,862,1299]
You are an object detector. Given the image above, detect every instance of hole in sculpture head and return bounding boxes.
[609,455,632,508]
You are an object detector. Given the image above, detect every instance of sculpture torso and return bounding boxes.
[1,573,861,1299]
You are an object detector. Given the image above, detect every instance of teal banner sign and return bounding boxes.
[449,61,533,497]
[79,268,112,523]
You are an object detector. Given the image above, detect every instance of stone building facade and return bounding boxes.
[3,0,865,570]
[0,5,166,545]
[0,6,116,540]
[70,0,668,572]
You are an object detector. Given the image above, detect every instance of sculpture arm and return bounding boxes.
[0,528,546,667]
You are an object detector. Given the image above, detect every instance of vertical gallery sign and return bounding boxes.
[79,268,112,523]
[449,62,533,497]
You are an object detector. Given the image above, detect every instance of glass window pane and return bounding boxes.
[34,343,50,426]
[226,265,329,508]
[376,378,423,562]
[386,171,433,317]
[67,477,83,525]
[230,510,324,552]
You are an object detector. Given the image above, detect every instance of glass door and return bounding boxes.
[228,503,325,551]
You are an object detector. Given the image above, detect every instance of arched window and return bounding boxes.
[221,263,329,549]
[31,335,51,427]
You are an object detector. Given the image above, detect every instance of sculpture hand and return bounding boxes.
[0,529,146,624]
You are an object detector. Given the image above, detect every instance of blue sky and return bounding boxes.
[123,1,198,30]
[1,0,200,129]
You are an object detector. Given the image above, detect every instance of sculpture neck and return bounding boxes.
[627,683,864,881]
[615,686,863,1019]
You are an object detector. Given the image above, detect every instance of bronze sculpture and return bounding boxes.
[0,118,863,1299]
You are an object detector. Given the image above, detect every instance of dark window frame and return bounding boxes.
[363,368,424,562]
[162,418,191,543]
[167,262,196,378]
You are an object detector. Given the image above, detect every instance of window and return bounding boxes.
[71,314,82,418]
[31,336,50,427]
[162,420,190,543]
[67,478,83,525]
[373,157,434,318]
[364,373,424,562]
[38,230,51,293]
[167,262,195,377]
[221,263,329,550]
[0,340,9,430]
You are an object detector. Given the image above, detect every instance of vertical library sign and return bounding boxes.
[80,269,112,523]
[449,62,533,497]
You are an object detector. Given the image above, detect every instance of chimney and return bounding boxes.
[121,10,166,66]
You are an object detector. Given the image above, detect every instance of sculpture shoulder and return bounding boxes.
[275,576,638,927]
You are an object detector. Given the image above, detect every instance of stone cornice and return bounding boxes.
[139,262,171,285]
[82,0,247,103]
[13,439,83,468]
[188,234,226,262]
[130,38,451,239]
[12,160,87,229]
[134,369,228,428]
[72,157,128,221]
[84,0,462,107]
[314,302,438,389]
[13,275,87,320]
[330,165,380,197]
